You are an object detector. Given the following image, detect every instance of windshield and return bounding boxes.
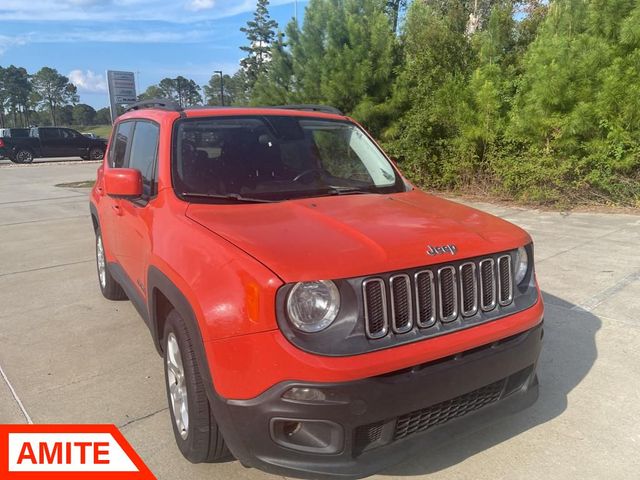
[172,116,403,202]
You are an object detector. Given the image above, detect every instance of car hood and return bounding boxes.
[186,189,530,283]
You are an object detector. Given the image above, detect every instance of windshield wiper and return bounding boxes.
[325,186,376,196]
[181,192,276,204]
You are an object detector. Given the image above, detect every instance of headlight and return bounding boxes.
[515,246,529,284]
[287,281,340,333]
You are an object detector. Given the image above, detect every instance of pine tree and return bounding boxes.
[240,0,279,90]
[251,31,295,105]
[506,0,640,204]
[258,0,397,123]
[31,67,78,126]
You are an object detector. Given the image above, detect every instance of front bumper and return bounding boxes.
[211,322,543,479]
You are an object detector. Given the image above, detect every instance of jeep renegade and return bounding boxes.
[90,100,543,479]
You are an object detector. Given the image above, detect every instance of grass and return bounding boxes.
[70,124,112,138]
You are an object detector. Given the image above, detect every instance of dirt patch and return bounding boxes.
[55,180,95,188]
[438,190,640,215]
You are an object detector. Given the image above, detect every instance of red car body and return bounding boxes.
[90,105,543,478]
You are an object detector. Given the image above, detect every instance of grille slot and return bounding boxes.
[393,379,505,441]
[438,266,458,322]
[479,259,497,311]
[363,279,388,339]
[459,262,478,317]
[497,255,514,306]
[414,271,436,328]
[390,274,413,333]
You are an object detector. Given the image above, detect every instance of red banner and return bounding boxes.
[0,424,155,479]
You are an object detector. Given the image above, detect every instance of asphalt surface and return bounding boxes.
[0,156,90,166]
[0,161,639,479]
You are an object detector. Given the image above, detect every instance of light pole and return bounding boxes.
[214,70,224,106]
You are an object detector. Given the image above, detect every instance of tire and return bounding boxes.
[14,149,34,164]
[89,147,104,160]
[164,309,230,463]
[95,228,127,300]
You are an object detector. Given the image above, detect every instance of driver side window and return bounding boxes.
[128,121,160,198]
[110,121,134,168]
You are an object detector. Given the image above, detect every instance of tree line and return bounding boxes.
[230,0,640,206]
[4,0,636,205]
[0,66,111,127]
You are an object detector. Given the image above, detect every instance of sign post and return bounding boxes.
[106,71,137,124]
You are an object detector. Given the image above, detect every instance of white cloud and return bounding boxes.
[0,35,27,56]
[187,0,215,11]
[0,0,297,22]
[68,69,108,93]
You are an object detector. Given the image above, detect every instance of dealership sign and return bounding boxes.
[0,424,155,479]
[107,70,138,123]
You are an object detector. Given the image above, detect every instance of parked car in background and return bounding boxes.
[0,128,30,159]
[0,128,30,138]
[0,126,107,163]
[83,132,99,139]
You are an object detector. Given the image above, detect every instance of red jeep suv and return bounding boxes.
[90,100,543,479]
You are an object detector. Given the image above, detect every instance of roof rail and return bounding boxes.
[124,98,184,113]
[272,104,344,115]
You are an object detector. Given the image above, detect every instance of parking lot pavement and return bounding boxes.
[0,156,93,166]
[0,162,639,479]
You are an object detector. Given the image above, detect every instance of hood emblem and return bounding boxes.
[427,244,457,256]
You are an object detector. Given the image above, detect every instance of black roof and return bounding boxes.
[123,98,343,116]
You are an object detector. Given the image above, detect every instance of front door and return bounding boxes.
[113,120,160,305]
[38,128,65,156]
[60,128,88,157]
[99,121,134,264]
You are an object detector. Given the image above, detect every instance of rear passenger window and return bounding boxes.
[110,121,134,168]
[128,121,160,197]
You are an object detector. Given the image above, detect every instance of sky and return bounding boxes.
[0,0,308,109]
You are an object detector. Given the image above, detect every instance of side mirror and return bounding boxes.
[104,168,142,198]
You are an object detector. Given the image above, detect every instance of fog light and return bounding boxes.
[281,421,302,438]
[270,418,344,454]
[282,387,327,402]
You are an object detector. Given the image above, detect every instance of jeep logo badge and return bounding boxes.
[427,244,457,256]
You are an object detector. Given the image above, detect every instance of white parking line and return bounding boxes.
[572,270,640,312]
[0,363,33,424]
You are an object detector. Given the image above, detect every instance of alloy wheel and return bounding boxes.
[166,332,189,440]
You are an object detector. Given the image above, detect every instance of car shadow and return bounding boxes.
[382,291,600,476]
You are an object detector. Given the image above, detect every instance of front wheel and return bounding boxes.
[14,149,34,164]
[95,228,127,300]
[89,147,104,160]
[164,309,230,463]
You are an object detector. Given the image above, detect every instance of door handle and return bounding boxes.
[112,204,123,216]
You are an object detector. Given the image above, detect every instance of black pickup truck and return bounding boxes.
[0,127,107,163]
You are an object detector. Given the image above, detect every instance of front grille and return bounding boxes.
[393,379,505,440]
[362,252,515,339]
